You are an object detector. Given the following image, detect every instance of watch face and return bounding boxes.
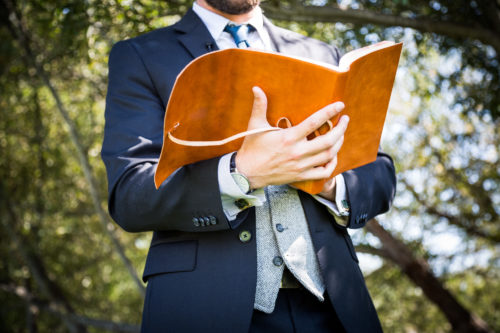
[232,173,250,193]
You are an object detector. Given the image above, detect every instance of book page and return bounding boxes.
[254,41,399,72]
[339,41,396,70]
[277,52,343,72]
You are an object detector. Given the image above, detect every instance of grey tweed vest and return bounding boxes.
[254,185,325,313]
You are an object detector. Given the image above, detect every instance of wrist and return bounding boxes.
[234,151,264,190]
[317,178,336,201]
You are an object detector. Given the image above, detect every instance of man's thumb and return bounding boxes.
[247,86,270,130]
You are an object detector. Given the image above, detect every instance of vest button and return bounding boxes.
[276,223,285,232]
[239,230,252,243]
[273,256,284,266]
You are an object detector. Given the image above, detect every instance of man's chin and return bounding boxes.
[205,0,260,15]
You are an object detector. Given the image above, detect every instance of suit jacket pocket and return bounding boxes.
[342,233,359,263]
[142,240,198,282]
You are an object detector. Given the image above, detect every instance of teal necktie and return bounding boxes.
[224,23,252,48]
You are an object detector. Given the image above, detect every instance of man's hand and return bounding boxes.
[235,86,349,191]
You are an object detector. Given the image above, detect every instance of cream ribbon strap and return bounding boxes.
[167,118,332,147]
[167,126,282,147]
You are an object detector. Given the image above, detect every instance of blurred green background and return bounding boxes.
[0,0,499,332]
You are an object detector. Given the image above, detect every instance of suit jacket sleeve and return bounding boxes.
[342,150,396,229]
[101,40,235,233]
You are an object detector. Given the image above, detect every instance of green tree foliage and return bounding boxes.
[0,0,498,331]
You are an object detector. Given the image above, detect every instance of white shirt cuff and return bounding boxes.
[312,174,350,227]
[218,153,266,221]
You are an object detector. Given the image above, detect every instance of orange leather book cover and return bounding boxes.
[154,41,402,194]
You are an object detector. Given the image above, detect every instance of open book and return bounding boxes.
[154,41,402,194]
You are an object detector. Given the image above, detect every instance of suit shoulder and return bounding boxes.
[271,24,327,47]
[270,24,341,65]
[112,24,181,53]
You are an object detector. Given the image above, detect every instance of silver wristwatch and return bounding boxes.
[230,152,251,194]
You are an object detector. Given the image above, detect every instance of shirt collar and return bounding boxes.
[193,2,266,42]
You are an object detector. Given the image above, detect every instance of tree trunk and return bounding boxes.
[1,196,87,333]
[1,284,140,333]
[1,0,145,297]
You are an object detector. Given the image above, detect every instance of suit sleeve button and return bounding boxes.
[192,217,200,227]
[203,216,210,225]
[209,216,217,225]
[239,230,252,243]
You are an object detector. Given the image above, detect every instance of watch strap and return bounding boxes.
[230,152,237,173]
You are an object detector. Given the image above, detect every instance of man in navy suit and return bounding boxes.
[102,0,396,331]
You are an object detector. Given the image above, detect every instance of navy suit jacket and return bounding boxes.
[102,8,395,333]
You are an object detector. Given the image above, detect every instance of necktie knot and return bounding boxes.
[224,23,252,48]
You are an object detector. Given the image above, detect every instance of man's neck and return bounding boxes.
[196,0,258,23]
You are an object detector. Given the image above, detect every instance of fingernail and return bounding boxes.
[334,102,345,112]
[343,116,350,128]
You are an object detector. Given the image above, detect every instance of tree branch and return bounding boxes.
[401,178,500,243]
[479,0,500,34]
[365,218,492,333]
[354,243,389,258]
[261,4,500,54]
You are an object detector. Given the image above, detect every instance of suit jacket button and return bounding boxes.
[209,216,217,225]
[192,217,200,227]
[239,230,252,243]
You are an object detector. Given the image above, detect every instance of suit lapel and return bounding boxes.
[174,8,219,59]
